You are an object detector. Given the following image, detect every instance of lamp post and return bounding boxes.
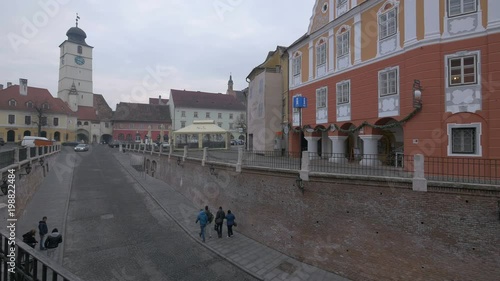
[413,80,422,109]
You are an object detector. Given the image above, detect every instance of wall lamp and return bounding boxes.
[209,164,217,176]
[413,79,423,109]
[296,176,304,194]
[19,164,32,179]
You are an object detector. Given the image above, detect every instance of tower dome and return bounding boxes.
[66,26,88,45]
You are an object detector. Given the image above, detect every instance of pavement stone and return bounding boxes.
[113,151,351,281]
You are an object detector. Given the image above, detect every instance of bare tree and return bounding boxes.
[234,114,247,131]
[32,102,49,137]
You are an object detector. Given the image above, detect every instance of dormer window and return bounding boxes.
[26,101,33,108]
[9,99,16,106]
[77,45,82,54]
[42,103,49,110]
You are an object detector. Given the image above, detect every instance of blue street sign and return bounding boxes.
[293,96,308,108]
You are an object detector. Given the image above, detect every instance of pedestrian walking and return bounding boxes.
[22,229,38,248]
[195,209,208,242]
[204,206,214,239]
[226,210,236,238]
[215,206,225,238]
[44,228,63,257]
[38,216,48,250]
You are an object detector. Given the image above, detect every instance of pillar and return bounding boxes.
[304,136,321,159]
[328,136,348,164]
[359,135,382,166]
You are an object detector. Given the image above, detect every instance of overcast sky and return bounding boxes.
[0,0,313,110]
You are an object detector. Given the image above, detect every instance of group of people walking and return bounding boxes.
[196,206,236,242]
[21,216,63,257]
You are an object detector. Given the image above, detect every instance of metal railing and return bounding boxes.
[309,153,414,178]
[0,230,84,281]
[123,144,500,186]
[0,150,14,170]
[425,156,500,185]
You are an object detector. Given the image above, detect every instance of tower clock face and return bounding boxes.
[74,56,85,65]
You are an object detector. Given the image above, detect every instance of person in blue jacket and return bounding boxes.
[195,209,208,242]
[225,210,236,238]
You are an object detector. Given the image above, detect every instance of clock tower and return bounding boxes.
[57,18,94,111]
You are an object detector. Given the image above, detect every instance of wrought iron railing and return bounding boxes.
[242,150,301,170]
[0,230,84,281]
[425,156,500,185]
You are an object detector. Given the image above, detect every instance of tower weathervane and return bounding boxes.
[76,13,80,27]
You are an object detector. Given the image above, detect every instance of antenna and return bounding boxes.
[76,13,80,27]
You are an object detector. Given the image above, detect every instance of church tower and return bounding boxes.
[57,15,93,111]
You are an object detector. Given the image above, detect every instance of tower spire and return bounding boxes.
[76,13,80,27]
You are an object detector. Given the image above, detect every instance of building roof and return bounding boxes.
[247,46,287,80]
[93,94,113,120]
[0,85,75,115]
[149,97,169,105]
[170,89,245,111]
[65,26,91,46]
[174,120,227,134]
[76,106,99,121]
[112,102,171,122]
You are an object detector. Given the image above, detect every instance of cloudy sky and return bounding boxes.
[0,0,313,110]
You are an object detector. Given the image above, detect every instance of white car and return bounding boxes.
[74,144,89,152]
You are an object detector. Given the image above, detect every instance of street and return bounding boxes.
[62,145,258,281]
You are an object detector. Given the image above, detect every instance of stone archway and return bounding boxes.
[54,131,61,141]
[76,129,90,143]
[41,131,47,138]
[374,118,404,166]
[23,130,31,137]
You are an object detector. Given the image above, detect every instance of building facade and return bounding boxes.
[0,81,77,142]
[287,0,500,165]
[168,85,246,141]
[246,46,289,151]
[112,102,172,143]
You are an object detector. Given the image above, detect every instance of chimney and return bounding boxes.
[159,95,162,104]
[7,82,12,88]
[19,78,28,96]
[0,84,3,90]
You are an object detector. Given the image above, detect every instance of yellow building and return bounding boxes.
[0,80,77,143]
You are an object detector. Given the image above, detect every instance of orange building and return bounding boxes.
[287,0,500,167]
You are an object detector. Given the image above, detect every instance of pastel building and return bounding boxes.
[286,0,500,164]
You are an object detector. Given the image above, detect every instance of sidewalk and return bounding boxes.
[114,151,350,281]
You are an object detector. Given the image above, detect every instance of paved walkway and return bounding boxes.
[114,151,349,281]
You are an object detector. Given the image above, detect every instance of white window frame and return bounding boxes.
[229,113,234,119]
[206,112,210,118]
[379,7,398,40]
[448,0,477,17]
[9,99,16,106]
[336,30,350,58]
[8,114,15,124]
[316,87,327,109]
[194,112,198,118]
[336,81,350,105]
[316,41,327,67]
[180,121,186,128]
[292,53,302,78]
[447,123,482,157]
[378,67,399,97]
[181,111,186,117]
[448,54,477,86]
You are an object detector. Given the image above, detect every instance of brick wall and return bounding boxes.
[147,154,500,281]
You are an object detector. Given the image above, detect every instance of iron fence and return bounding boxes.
[206,150,239,164]
[309,153,414,178]
[0,230,84,281]
[242,150,301,170]
[19,148,27,162]
[0,151,14,170]
[425,156,500,185]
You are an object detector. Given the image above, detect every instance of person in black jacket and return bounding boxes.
[38,216,48,250]
[22,230,38,248]
[215,206,225,238]
[44,228,62,257]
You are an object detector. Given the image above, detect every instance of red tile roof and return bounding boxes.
[93,94,113,120]
[112,102,171,122]
[76,106,99,121]
[170,89,245,111]
[0,85,75,115]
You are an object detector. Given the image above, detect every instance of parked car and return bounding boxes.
[74,144,89,152]
[108,140,122,148]
[0,138,5,146]
[237,139,245,145]
[230,140,237,145]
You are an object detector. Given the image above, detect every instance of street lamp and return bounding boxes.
[413,80,423,109]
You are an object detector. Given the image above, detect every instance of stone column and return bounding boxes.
[328,136,348,164]
[304,136,320,159]
[412,154,427,192]
[359,135,382,166]
[202,147,207,167]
